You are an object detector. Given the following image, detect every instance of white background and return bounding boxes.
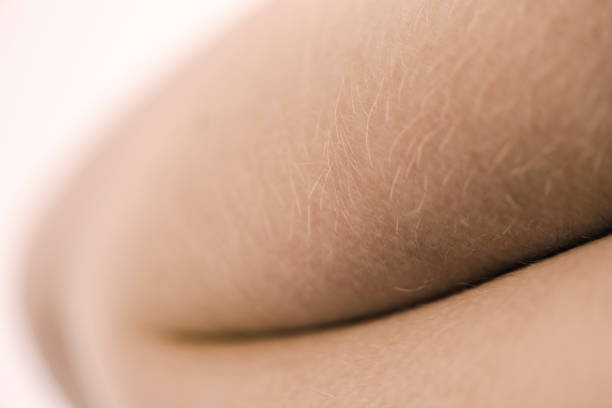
[0,1,255,406]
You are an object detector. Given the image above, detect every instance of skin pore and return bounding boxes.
[25,0,612,406]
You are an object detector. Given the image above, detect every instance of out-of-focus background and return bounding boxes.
[0,1,256,406]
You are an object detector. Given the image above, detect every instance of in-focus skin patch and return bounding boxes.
[28,0,612,336]
[95,0,612,335]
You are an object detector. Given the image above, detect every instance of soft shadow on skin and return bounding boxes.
[167,227,612,344]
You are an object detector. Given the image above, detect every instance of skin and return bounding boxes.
[24,0,612,406]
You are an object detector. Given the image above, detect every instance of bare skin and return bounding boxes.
[25,0,612,406]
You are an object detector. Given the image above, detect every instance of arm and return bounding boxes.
[25,0,612,406]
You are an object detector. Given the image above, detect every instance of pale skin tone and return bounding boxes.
[25,0,612,406]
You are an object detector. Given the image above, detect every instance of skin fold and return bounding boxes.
[102,235,612,407]
[24,0,612,406]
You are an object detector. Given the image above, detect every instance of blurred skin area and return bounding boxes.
[25,0,612,407]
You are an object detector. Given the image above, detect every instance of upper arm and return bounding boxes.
[74,0,612,334]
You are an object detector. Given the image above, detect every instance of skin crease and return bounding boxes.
[94,235,612,407]
[23,0,612,406]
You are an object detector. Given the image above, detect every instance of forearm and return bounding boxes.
[111,236,612,407]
